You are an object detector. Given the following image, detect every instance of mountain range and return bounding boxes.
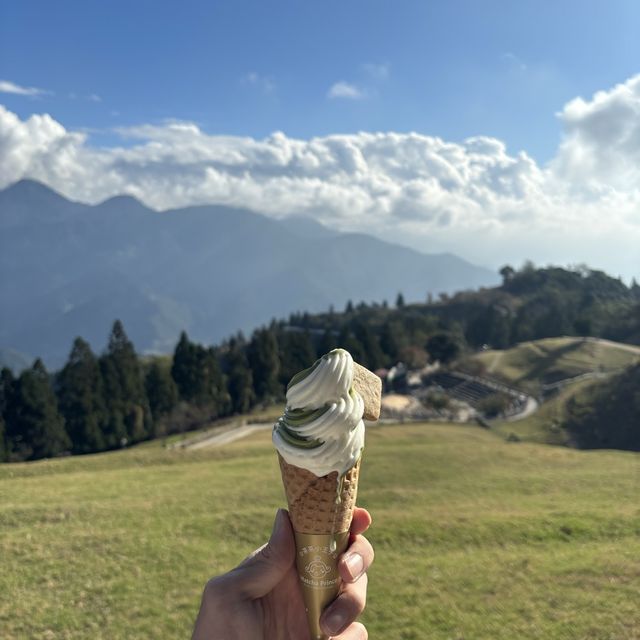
[0,179,499,368]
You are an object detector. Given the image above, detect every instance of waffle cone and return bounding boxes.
[278,453,361,534]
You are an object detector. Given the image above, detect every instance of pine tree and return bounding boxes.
[100,320,150,446]
[396,292,405,308]
[99,356,128,448]
[247,328,281,400]
[145,361,179,424]
[171,332,229,415]
[8,360,70,461]
[225,345,255,414]
[0,368,14,461]
[278,330,316,386]
[202,347,231,416]
[57,337,107,454]
[171,331,200,402]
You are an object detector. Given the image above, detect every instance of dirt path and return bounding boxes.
[487,350,503,373]
[584,337,640,355]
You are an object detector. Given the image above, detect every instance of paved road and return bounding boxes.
[185,423,272,450]
[505,396,539,422]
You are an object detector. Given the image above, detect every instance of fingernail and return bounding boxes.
[344,552,364,581]
[322,609,346,635]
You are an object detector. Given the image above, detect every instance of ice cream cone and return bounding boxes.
[273,349,381,639]
[278,453,361,640]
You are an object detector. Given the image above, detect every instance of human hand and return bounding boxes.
[192,507,374,639]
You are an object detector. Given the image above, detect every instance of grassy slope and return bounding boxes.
[1,424,639,639]
[467,338,640,445]
[471,337,639,393]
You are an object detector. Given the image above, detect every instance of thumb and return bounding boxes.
[230,508,295,599]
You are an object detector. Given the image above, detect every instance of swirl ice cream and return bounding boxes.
[272,348,365,477]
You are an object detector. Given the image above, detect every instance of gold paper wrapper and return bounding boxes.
[294,530,350,640]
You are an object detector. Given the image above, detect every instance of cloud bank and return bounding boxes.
[0,79,51,97]
[1,74,639,279]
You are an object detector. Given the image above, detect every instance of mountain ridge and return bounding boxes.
[0,179,499,367]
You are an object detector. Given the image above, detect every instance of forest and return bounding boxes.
[1,264,639,461]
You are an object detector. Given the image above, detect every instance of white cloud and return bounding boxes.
[327,81,366,100]
[1,73,639,279]
[0,79,51,97]
[240,72,275,94]
[552,74,640,193]
[362,62,390,80]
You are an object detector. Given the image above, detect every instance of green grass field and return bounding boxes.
[1,424,639,639]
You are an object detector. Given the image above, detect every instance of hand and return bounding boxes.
[192,507,374,639]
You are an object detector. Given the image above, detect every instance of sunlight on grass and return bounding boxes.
[1,423,639,639]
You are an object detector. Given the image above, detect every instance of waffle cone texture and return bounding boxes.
[278,453,361,534]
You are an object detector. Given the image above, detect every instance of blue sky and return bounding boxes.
[1,1,639,279]
[2,0,639,162]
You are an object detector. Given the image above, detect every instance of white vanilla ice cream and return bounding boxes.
[272,349,365,477]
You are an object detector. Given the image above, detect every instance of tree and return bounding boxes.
[396,292,405,308]
[100,320,150,446]
[499,265,515,285]
[171,332,229,415]
[426,333,462,365]
[278,330,316,386]
[225,345,255,414]
[351,320,384,370]
[145,361,179,424]
[171,331,200,402]
[7,360,70,461]
[247,328,281,400]
[0,368,14,461]
[336,326,365,364]
[564,363,640,451]
[57,337,107,454]
[379,321,400,364]
[317,329,338,357]
[0,415,6,462]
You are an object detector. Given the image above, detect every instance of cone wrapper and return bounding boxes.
[278,454,361,640]
[294,530,350,640]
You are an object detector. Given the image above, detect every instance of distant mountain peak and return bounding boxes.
[2,178,74,203]
[96,193,151,211]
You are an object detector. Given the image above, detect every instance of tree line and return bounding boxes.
[1,264,639,462]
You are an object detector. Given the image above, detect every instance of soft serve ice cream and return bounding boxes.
[272,348,365,477]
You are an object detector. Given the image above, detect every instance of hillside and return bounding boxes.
[465,336,640,395]
[0,179,497,367]
[461,337,640,446]
[1,424,638,639]
[563,363,640,451]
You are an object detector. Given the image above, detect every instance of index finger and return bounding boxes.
[350,507,371,536]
